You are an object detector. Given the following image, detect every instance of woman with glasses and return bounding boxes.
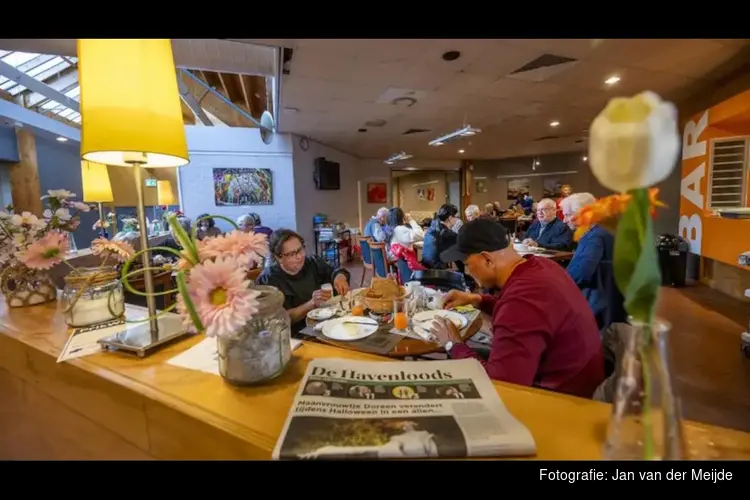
[256,229,351,335]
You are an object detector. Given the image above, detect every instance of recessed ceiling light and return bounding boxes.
[583,155,588,161]
[605,75,620,86]
[549,121,560,127]
[458,149,465,154]
[56,137,68,142]
[535,161,541,166]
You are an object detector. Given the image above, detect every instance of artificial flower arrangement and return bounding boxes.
[92,211,116,233]
[571,91,682,460]
[120,214,269,339]
[0,189,134,308]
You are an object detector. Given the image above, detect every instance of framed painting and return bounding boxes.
[213,168,273,206]
[367,182,388,204]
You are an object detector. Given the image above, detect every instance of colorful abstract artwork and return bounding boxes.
[213,168,273,206]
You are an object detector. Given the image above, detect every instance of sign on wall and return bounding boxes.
[679,90,750,268]
[212,167,273,206]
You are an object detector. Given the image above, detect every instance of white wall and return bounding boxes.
[178,126,296,232]
[291,138,390,245]
[178,127,462,240]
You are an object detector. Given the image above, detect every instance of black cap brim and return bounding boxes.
[440,245,467,263]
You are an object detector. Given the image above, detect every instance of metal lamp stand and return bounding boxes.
[98,155,190,357]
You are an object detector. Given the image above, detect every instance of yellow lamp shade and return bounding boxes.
[80,160,113,203]
[78,39,189,168]
[157,180,175,205]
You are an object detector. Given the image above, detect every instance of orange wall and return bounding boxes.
[679,89,750,268]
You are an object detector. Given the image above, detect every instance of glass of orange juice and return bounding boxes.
[351,296,365,316]
[393,297,409,332]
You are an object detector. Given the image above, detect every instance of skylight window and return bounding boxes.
[0,50,80,126]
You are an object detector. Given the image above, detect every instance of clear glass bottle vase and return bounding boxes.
[603,318,687,460]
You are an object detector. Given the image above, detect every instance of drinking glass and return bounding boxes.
[393,297,409,333]
[351,296,365,317]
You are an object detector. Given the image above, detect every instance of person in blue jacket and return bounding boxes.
[521,198,573,251]
[561,193,627,330]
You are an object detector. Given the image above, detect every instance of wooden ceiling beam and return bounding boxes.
[238,74,252,116]
[182,70,254,127]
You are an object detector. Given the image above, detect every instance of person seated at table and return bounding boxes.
[195,213,222,240]
[521,198,573,251]
[237,214,255,233]
[421,216,454,269]
[561,193,626,330]
[439,203,463,233]
[250,213,273,237]
[363,207,391,243]
[388,207,423,261]
[390,212,427,273]
[256,229,351,335]
[429,218,604,399]
[556,184,573,221]
[464,204,480,222]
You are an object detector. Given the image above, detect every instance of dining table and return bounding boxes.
[303,289,484,358]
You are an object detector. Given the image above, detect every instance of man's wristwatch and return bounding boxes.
[444,341,455,353]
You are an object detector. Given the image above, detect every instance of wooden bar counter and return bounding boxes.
[2,300,750,460]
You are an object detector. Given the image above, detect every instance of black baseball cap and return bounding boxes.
[440,218,509,262]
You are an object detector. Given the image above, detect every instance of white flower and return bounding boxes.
[10,211,39,227]
[589,91,680,193]
[43,189,75,200]
[68,201,91,212]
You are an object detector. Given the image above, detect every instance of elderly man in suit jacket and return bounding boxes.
[522,198,573,251]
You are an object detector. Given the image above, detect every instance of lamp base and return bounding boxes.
[98,314,193,358]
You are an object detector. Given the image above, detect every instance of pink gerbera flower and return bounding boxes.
[18,231,69,270]
[198,230,268,266]
[185,255,260,338]
[90,237,135,262]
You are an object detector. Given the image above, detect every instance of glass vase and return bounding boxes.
[0,265,57,308]
[217,285,293,386]
[61,266,125,328]
[603,318,687,460]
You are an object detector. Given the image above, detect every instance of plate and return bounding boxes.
[321,316,379,341]
[308,308,336,321]
[412,310,468,330]
[513,243,529,252]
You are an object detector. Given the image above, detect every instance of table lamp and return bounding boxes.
[80,160,113,237]
[78,39,190,357]
[153,179,175,233]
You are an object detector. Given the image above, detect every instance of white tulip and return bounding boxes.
[589,91,680,193]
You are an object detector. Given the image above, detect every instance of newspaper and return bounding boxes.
[272,357,536,460]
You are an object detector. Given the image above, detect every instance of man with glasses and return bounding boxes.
[521,198,573,251]
[256,229,351,335]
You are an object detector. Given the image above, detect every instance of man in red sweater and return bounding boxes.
[434,218,604,399]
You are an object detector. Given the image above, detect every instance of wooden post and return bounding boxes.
[461,159,473,210]
[9,128,42,215]
[357,180,363,232]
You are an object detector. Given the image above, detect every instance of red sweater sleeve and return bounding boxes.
[450,295,548,386]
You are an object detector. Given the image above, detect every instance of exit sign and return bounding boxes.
[145,179,157,187]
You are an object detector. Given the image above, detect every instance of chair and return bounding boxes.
[356,236,374,287]
[369,241,390,279]
[395,258,413,285]
[247,267,262,281]
[126,270,175,310]
[410,269,467,292]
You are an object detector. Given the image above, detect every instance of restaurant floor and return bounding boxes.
[344,263,750,433]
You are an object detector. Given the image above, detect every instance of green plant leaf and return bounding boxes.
[613,188,662,324]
